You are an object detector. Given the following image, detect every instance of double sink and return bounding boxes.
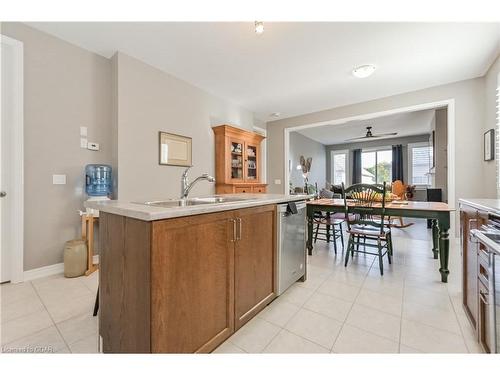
[139,196,252,208]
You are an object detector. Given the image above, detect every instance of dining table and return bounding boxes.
[306,198,455,283]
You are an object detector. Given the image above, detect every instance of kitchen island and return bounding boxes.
[85,194,309,353]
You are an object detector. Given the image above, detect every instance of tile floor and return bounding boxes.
[216,219,483,354]
[0,219,482,354]
[1,270,98,353]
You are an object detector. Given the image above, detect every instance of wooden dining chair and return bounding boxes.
[341,182,394,275]
[312,190,345,254]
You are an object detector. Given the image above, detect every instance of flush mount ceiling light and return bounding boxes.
[255,21,264,34]
[270,112,281,118]
[352,64,376,78]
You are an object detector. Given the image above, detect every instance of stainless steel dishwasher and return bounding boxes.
[276,200,307,295]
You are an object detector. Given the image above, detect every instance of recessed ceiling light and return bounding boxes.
[352,64,376,78]
[255,21,264,34]
[270,112,281,118]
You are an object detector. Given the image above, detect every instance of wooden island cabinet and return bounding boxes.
[99,205,276,353]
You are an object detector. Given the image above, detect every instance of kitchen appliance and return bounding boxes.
[471,213,500,353]
[85,164,112,217]
[276,201,307,295]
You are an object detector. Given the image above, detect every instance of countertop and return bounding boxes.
[459,198,500,215]
[84,194,311,221]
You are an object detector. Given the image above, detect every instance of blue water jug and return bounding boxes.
[85,164,112,197]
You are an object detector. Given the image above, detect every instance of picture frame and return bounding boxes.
[159,131,193,167]
[484,129,495,161]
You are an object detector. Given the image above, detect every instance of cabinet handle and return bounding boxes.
[230,219,237,242]
[236,217,242,241]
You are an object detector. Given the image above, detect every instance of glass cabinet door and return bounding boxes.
[230,139,244,181]
[245,144,258,181]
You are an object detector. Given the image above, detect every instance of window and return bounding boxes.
[331,150,348,185]
[361,149,392,184]
[409,143,432,186]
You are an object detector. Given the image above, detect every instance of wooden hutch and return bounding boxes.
[212,125,267,194]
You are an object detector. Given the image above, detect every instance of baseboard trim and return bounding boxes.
[23,255,99,282]
[23,263,64,281]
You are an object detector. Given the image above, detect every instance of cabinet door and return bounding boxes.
[229,137,245,182]
[234,205,276,329]
[151,211,235,353]
[244,142,260,182]
[460,205,479,329]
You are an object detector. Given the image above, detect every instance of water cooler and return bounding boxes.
[85,164,112,217]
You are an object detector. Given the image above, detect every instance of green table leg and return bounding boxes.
[432,219,439,259]
[307,206,314,256]
[438,219,450,283]
[326,212,331,243]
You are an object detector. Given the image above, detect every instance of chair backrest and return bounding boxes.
[341,182,387,234]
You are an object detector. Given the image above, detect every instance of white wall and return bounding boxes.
[267,78,487,234]
[114,52,259,202]
[1,23,112,271]
[431,108,448,202]
[483,54,500,197]
[288,132,326,192]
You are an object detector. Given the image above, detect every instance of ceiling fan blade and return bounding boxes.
[344,135,372,141]
[375,132,398,137]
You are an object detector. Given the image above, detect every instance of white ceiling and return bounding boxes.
[297,109,436,145]
[27,22,500,120]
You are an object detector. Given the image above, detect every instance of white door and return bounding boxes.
[1,35,24,283]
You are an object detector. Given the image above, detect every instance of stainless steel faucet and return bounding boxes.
[180,166,216,199]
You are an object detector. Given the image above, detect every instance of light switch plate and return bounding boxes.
[274,179,281,185]
[87,142,99,151]
[52,174,66,185]
[80,138,88,149]
[80,126,87,137]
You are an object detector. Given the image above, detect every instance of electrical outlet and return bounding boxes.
[274,179,281,185]
[80,138,88,149]
[52,174,66,185]
[87,142,99,151]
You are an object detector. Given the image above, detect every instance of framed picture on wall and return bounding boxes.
[484,129,495,161]
[159,131,193,166]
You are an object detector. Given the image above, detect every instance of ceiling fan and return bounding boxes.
[345,126,398,142]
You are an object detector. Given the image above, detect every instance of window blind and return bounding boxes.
[411,146,431,185]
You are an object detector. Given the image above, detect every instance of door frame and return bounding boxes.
[283,98,456,235]
[1,34,24,283]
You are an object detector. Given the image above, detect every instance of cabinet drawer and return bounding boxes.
[252,186,266,193]
[235,187,250,193]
